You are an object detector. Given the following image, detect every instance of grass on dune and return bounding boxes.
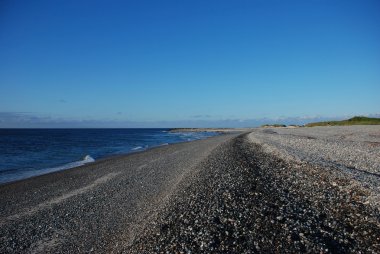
[306,116,380,127]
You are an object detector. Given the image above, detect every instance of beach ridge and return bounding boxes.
[1,126,379,253]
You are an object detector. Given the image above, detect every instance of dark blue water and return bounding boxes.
[0,129,218,184]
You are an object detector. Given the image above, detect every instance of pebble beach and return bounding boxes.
[1,126,379,253]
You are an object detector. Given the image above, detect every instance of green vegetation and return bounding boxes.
[306,116,380,127]
[261,124,287,128]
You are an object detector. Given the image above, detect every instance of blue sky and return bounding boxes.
[1,0,379,127]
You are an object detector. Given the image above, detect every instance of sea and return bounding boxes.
[0,128,218,184]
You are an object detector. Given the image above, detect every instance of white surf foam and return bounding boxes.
[82,155,95,163]
[0,155,96,184]
[48,155,95,172]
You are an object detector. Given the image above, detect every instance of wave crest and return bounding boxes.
[83,155,95,163]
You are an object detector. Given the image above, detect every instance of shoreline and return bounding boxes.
[0,133,240,253]
[1,127,379,252]
[0,129,226,186]
[169,127,251,133]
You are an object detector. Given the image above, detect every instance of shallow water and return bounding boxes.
[0,128,218,184]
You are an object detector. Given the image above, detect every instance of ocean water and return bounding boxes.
[0,129,218,184]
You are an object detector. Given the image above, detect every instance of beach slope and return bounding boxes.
[128,126,380,253]
[0,133,238,253]
[1,126,380,253]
